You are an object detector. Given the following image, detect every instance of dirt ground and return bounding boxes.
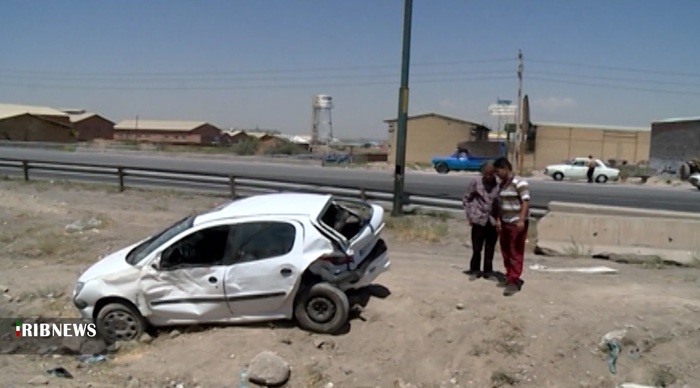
[1,179,699,388]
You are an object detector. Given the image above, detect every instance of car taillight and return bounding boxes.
[320,254,353,266]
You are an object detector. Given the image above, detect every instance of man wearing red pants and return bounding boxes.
[492,157,530,297]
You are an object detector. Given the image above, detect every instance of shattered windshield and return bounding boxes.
[125,215,195,265]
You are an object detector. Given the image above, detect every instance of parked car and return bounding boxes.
[689,173,700,190]
[72,193,390,341]
[544,157,620,183]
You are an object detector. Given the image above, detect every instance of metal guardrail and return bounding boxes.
[0,157,548,218]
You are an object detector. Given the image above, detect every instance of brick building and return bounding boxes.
[113,120,222,145]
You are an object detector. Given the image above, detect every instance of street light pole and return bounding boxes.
[391,0,413,217]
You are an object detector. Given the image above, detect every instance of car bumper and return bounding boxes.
[73,297,94,320]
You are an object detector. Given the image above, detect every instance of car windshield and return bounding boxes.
[125,215,195,265]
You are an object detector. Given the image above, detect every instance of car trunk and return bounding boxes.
[312,198,385,270]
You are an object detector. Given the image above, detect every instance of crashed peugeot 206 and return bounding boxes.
[72,193,390,341]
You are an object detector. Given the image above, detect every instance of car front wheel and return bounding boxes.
[294,282,350,334]
[435,163,449,174]
[595,175,608,183]
[552,172,564,181]
[96,302,146,342]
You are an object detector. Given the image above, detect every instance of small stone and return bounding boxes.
[139,333,154,344]
[313,338,335,350]
[280,338,292,345]
[229,353,236,359]
[169,330,181,339]
[0,286,9,293]
[324,383,334,388]
[2,294,12,302]
[28,375,49,385]
[455,303,465,310]
[247,351,291,387]
[340,366,353,375]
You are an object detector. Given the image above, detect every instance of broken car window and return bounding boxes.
[160,225,231,270]
[228,222,296,264]
[126,215,195,265]
[320,200,372,241]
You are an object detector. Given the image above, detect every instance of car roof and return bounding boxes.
[194,192,332,225]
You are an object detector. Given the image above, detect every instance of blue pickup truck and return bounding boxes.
[430,142,506,174]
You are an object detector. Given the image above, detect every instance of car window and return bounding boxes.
[161,225,231,270]
[572,161,586,166]
[126,215,195,265]
[228,222,296,264]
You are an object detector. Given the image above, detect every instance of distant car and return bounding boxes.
[689,173,700,190]
[544,157,620,183]
[72,193,390,341]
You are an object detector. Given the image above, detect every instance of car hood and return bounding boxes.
[78,242,141,283]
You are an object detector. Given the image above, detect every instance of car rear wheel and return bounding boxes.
[595,175,608,183]
[435,163,449,174]
[294,282,350,334]
[552,172,564,181]
[96,302,146,342]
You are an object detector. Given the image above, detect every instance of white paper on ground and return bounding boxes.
[529,263,619,274]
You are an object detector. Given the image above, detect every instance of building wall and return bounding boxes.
[649,120,700,171]
[114,130,202,144]
[387,116,481,164]
[0,115,75,142]
[74,116,114,141]
[530,125,650,170]
[192,124,222,144]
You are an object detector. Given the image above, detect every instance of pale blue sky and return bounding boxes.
[1,0,699,139]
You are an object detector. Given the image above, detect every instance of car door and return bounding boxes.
[223,219,304,318]
[569,160,588,179]
[139,224,233,324]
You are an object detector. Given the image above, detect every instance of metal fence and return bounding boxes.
[0,157,548,217]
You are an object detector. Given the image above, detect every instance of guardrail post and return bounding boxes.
[360,188,367,201]
[21,161,29,181]
[117,167,125,192]
[228,175,236,198]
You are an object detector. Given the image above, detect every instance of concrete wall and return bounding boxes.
[536,201,700,266]
[649,120,700,172]
[530,125,650,170]
[387,115,482,164]
[0,114,75,142]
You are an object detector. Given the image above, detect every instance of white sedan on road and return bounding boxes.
[544,157,620,183]
[72,193,390,340]
[689,173,700,190]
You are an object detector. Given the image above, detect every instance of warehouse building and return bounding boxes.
[113,119,222,145]
[0,103,75,142]
[649,116,700,172]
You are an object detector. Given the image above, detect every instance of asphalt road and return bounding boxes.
[0,147,698,212]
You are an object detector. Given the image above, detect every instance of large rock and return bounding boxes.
[247,351,291,387]
[61,336,108,355]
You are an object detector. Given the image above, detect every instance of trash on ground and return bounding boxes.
[617,384,656,388]
[606,340,621,374]
[65,217,103,233]
[78,354,107,363]
[46,367,73,379]
[529,264,619,274]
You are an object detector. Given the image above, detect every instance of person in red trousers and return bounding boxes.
[492,157,530,297]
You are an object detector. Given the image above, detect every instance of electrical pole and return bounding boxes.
[514,50,523,171]
[391,0,413,217]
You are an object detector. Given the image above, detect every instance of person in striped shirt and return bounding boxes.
[492,157,530,296]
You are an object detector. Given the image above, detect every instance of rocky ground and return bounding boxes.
[0,179,699,388]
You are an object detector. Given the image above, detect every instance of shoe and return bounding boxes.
[481,271,494,279]
[463,269,482,278]
[503,283,520,297]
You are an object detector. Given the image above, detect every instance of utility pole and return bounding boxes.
[514,50,523,171]
[391,0,413,217]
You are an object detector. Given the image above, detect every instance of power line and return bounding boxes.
[528,58,700,78]
[0,75,513,91]
[528,76,700,96]
[528,71,700,88]
[0,58,514,77]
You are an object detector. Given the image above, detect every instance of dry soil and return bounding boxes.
[0,179,699,388]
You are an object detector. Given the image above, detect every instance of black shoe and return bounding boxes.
[463,269,481,277]
[481,271,494,280]
[503,283,520,297]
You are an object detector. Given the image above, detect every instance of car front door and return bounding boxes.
[223,220,304,318]
[569,160,588,179]
[139,224,233,324]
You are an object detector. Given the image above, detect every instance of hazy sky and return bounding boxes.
[1,0,699,139]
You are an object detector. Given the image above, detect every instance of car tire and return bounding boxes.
[435,163,449,174]
[595,175,608,183]
[294,282,350,334]
[552,172,564,181]
[95,302,146,342]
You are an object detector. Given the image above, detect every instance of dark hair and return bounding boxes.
[493,157,512,170]
[588,155,593,158]
[480,160,494,171]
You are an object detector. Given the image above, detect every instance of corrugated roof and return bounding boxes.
[67,112,97,122]
[652,116,700,124]
[533,121,649,132]
[0,103,68,121]
[114,119,208,132]
[384,112,487,128]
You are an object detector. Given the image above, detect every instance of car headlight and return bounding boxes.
[73,282,85,298]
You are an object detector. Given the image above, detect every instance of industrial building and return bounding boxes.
[113,120,222,145]
[649,117,700,172]
[63,109,114,141]
[0,103,75,142]
[524,122,650,170]
[385,113,491,164]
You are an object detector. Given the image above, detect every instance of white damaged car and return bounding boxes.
[72,193,390,340]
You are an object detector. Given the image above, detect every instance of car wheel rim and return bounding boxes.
[103,310,139,340]
[306,297,336,324]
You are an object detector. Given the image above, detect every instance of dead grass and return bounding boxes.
[384,215,449,243]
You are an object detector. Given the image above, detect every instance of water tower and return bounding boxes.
[311,94,334,145]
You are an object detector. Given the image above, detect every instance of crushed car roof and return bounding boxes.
[194,192,333,225]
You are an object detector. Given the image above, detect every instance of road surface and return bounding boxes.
[0,147,697,212]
